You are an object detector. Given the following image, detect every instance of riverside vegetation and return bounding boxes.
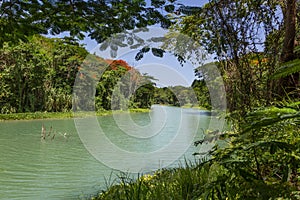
[0,0,300,199]
[0,35,201,119]
[91,1,300,199]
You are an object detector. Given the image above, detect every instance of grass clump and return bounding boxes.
[92,160,223,200]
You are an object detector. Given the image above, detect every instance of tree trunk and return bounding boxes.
[278,0,298,96]
[281,0,296,62]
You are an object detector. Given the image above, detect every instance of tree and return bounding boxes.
[94,59,157,110]
[277,0,300,96]
[191,79,211,109]
[0,35,88,113]
[0,0,175,47]
[132,83,156,108]
[281,0,297,62]
[180,1,272,114]
[176,0,300,114]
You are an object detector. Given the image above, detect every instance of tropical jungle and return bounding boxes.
[0,0,299,199]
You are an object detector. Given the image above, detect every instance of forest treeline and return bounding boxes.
[0,35,209,114]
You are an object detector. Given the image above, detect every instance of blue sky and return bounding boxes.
[82,0,208,52]
[86,0,209,87]
[49,0,209,87]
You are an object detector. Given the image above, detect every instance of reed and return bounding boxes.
[92,160,212,200]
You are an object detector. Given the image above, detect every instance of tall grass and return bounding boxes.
[92,159,217,200]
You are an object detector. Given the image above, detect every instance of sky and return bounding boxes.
[49,0,209,87]
[82,0,208,51]
[83,0,209,87]
[48,0,280,87]
[89,26,209,87]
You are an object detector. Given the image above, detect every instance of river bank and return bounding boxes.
[0,108,150,121]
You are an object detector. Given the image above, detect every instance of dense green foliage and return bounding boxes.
[92,162,220,200]
[0,0,299,199]
[179,0,299,112]
[201,104,300,199]
[191,80,211,109]
[93,1,300,199]
[0,35,88,113]
[95,59,157,110]
[153,85,204,108]
[0,35,205,115]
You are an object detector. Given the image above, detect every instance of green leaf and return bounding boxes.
[141,47,150,53]
[271,59,300,80]
[245,141,294,153]
[135,51,144,61]
[127,37,134,45]
[151,48,165,57]
[151,0,166,8]
[242,107,300,133]
[110,49,117,58]
[110,44,118,51]
[164,5,175,13]
[100,41,109,51]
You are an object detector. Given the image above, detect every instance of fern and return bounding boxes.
[244,140,294,153]
[271,59,300,80]
[242,105,300,133]
[295,45,300,54]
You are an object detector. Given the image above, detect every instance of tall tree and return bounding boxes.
[0,35,88,113]
[281,0,297,62]
[278,0,299,96]
[178,0,280,114]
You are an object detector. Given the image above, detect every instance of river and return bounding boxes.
[0,105,223,199]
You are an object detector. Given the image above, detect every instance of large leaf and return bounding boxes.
[271,59,300,80]
[151,48,165,57]
[242,106,300,133]
[243,112,300,133]
[244,140,294,153]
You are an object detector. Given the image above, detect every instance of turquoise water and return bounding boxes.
[0,106,220,199]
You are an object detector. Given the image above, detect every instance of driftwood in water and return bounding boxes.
[194,129,223,146]
[41,124,46,140]
[40,124,70,142]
